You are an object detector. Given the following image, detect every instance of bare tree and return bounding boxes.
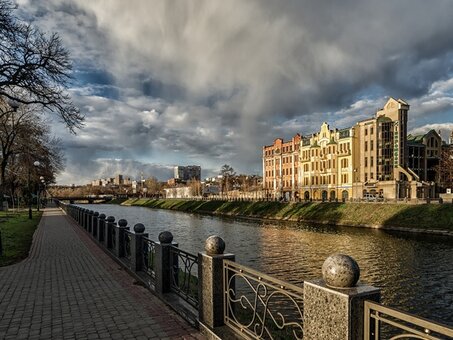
[0,0,83,131]
[435,147,453,190]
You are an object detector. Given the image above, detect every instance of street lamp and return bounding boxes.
[28,161,40,219]
[37,176,44,211]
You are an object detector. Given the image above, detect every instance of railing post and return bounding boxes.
[116,219,128,257]
[130,223,148,272]
[98,214,106,244]
[88,210,94,234]
[154,231,178,295]
[92,212,99,238]
[106,216,115,249]
[83,209,88,229]
[198,235,235,329]
[303,254,381,340]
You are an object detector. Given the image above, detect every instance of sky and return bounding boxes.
[16,0,453,185]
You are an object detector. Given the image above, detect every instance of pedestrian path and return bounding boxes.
[0,208,204,340]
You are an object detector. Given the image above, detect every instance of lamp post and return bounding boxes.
[28,161,40,219]
[37,176,44,211]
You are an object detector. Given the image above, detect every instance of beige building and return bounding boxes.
[299,123,355,201]
[263,97,439,201]
[263,134,301,200]
[351,97,421,199]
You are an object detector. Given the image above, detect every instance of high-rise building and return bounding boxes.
[174,165,201,181]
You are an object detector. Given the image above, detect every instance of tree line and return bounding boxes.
[0,0,82,207]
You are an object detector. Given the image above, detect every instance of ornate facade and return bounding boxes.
[262,98,442,200]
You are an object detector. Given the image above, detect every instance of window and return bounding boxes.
[370,156,374,167]
[365,173,368,181]
[365,141,368,152]
[371,141,374,151]
[365,157,368,167]
[365,128,368,136]
[371,127,374,134]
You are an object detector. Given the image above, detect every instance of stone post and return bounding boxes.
[92,212,99,238]
[84,209,88,229]
[154,231,178,295]
[88,210,94,234]
[77,207,81,224]
[98,214,106,243]
[106,216,115,250]
[303,254,381,340]
[198,235,235,329]
[130,223,148,272]
[116,219,129,257]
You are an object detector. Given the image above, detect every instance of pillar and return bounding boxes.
[303,254,380,340]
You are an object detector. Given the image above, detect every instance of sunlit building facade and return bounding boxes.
[262,134,301,200]
[262,97,440,200]
[299,123,355,201]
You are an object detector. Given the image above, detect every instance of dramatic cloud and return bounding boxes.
[16,0,453,184]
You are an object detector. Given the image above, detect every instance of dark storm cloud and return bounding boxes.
[16,0,453,184]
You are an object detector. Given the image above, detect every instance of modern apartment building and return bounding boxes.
[174,165,201,181]
[262,134,301,200]
[263,97,441,200]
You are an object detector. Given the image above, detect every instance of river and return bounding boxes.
[82,204,453,326]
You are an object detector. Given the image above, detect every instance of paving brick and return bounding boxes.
[0,207,204,340]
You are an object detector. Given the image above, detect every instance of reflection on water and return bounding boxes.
[83,204,453,325]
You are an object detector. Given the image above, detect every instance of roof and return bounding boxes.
[406,134,424,143]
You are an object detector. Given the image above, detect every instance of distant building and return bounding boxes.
[174,165,201,181]
[449,130,453,145]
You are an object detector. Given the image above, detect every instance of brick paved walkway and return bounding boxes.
[0,208,204,340]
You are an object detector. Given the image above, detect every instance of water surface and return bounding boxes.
[83,204,453,325]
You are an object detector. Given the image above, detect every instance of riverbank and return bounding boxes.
[0,211,42,266]
[120,198,453,235]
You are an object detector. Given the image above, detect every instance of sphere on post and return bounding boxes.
[118,219,128,228]
[106,216,115,223]
[133,223,145,234]
[99,213,106,220]
[205,235,225,255]
[93,212,99,217]
[158,231,173,244]
[322,254,360,289]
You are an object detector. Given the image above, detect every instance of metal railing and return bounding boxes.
[169,246,199,309]
[364,300,453,340]
[123,230,132,264]
[142,237,156,284]
[223,260,304,339]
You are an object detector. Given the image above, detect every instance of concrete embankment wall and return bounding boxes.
[120,199,453,235]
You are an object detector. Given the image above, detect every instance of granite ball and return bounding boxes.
[158,231,174,244]
[106,216,115,223]
[322,254,360,288]
[118,219,128,227]
[205,235,225,255]
[99,213,106,219]
[133,223,145,233]
[93,212,99,217]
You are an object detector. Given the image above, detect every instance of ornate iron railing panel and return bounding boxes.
[142,237,156,284]
[364,300,453,340]
[223,260,304,339]
[169,246,198,309]
[123,230,132,264]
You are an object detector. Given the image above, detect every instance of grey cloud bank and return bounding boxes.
[17,0,453,184]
